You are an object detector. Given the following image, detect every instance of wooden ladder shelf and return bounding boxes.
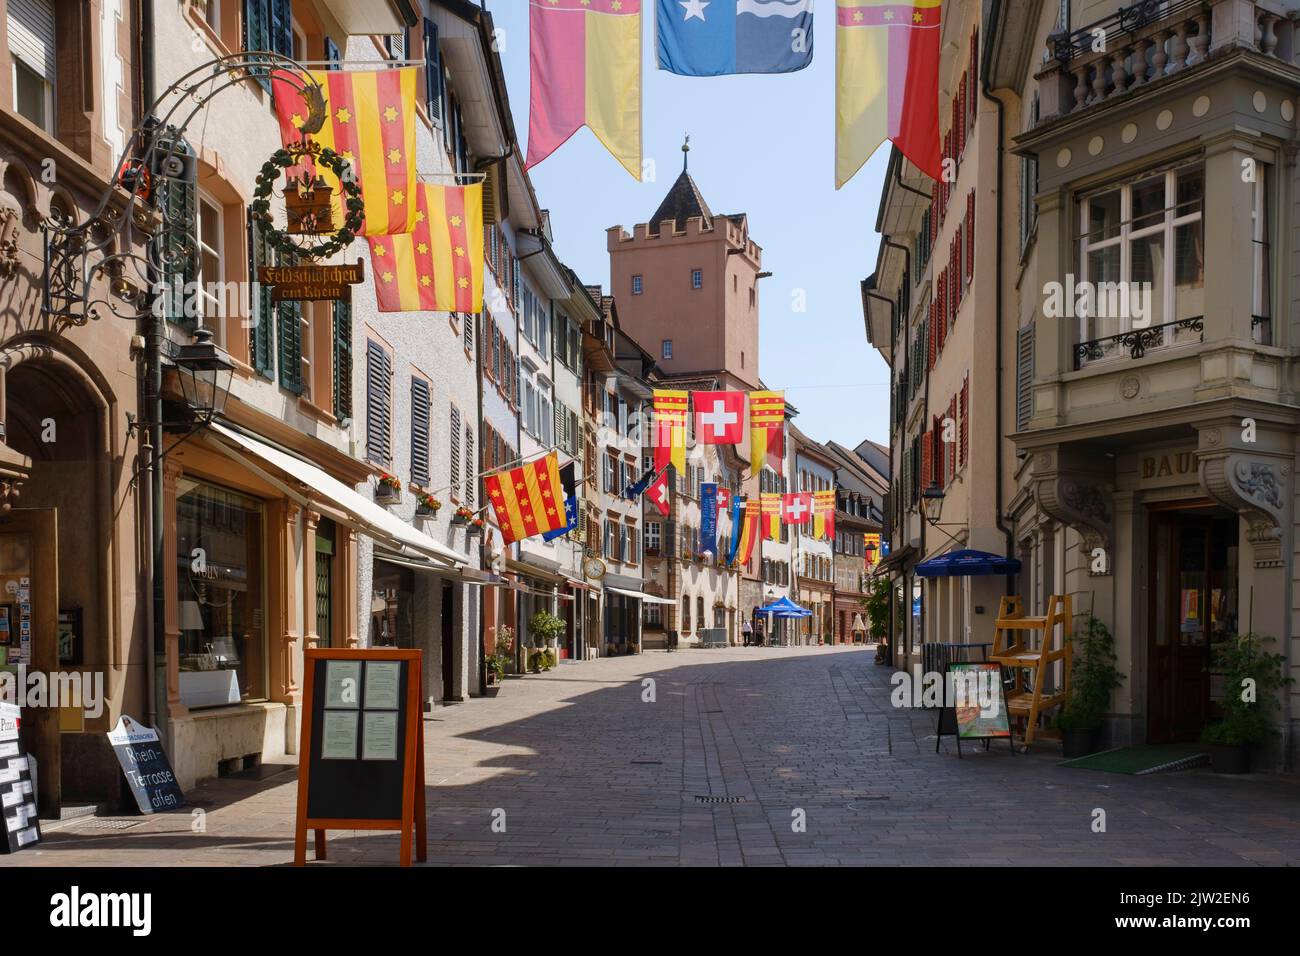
[989,594,1073,747]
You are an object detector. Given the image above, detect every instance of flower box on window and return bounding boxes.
[375,471,402,503]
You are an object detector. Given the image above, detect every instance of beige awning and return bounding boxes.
[208,423,464,568]
[606,586,676,605]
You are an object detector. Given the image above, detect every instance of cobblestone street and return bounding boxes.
[6,646,1300,867]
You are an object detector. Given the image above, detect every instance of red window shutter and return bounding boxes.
[958,75,967,154]
[928,310,936,369]
[971,29,979,100]
[930,185,939,243]
[966,190,976,281]
[948,395,958,482]
[953,239,962,311]
[937,278,946,353]
[960,376,969,467]
[921,433,932,488]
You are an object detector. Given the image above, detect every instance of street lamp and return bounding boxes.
[173,325,236,424]
[921,481,945,525]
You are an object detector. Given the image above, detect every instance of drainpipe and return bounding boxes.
[981,0,1018,595]
[139,0,163,735]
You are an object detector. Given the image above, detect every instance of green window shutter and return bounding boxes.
[276,248,303,394]
[247,210,275,378]
[332,299,352,420]
[157,133,196,331]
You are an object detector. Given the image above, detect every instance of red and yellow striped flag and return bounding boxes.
[750,391,786,476]
[760,493,783,541]
[736,498,760,565]
[484,452,566,546]
[366,184,484,312]
[272,68,419,235]
[812,490,837,540]
[835,0,942,187]
[653,389,689,475]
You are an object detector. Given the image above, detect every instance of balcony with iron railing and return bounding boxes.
[1036,0,1290,123]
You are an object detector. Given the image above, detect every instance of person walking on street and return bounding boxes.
[741,618,753,647]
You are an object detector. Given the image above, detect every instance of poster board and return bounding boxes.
[108,715,185,814]
[294,647,426,866]
[935,663,1014,757]
[0,702,40,853]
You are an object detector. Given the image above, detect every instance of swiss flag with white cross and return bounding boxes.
[648,471,671,517]
[782,492,813,525]
[691,391,746,445]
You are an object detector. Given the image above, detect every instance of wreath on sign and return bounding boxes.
[249,141,364,260]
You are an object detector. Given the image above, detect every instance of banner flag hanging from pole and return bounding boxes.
[835,0,942,188]
[366,183,484,312]
[527,0,643,180]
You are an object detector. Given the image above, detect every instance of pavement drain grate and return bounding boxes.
[695,795,746,804]
[631,759,663,765]
[79,819,146,831]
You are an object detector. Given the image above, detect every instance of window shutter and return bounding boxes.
[958,74,967,154]
[244,0,270,90]
[410,377,431,487]
[248,209,275,377]
[325,35,341,67]
[947,396,957,483]
[449,405,462,494]
[269,0,292,55]
[276,249,303,394]
[966,190,976,281]
[959,375,969,467]
[424,19,442,120]
[464,311,474,354]
[332,299,352,419]
[1016,323,1035,432]
[464,425,475,504]
[920,432,931,489]
[929,186,939,245]
[365,340,392,467]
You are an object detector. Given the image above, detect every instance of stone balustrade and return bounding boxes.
[1036,0,1288,123]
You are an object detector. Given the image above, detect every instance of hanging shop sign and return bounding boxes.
[250,138,364,260]
[257,262,365,303]
[107,715,185,814]
[0,702,40,853]
[294,647,426,867]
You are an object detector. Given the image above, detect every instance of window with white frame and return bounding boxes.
[196,192,224,345]
[661,339,673,360]
[632,274,643,295]
[9,0,55,133]
[1075,161,1203,353]
[646,521,661,551]
[1252,163,1272,343]
[691,269,703,289]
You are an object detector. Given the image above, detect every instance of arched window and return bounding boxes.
[681,595,691,633]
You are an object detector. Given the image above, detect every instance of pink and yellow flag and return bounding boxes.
[527,0,642,180]
[835,1,942,187]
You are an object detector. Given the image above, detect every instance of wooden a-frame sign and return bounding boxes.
[294,647,426,866]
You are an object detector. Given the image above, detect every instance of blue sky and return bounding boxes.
[488,2,892,449]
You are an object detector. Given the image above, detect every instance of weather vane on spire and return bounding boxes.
[682,133,690,172]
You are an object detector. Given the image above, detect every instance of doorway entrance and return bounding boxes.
[1147,507,1237,743]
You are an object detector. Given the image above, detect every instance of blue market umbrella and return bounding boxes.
[915,549,1022,578]
[755,596,813,618]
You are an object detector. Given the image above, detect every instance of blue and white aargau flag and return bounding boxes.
[657,0,814,76]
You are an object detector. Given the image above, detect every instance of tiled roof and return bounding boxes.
[648,170,713,234]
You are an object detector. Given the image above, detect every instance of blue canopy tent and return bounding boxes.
[915,549,1021,578]
[755,596,813,618]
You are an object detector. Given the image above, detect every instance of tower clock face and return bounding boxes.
[583,557,607,581]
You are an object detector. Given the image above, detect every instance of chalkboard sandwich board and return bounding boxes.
[108,715,186,813]
[0,702,40,853]
[934,662,1014,758]
[294,647,426,866]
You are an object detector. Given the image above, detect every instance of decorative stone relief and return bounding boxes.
[1037,475,1114,574]
[1200,454,1287,568]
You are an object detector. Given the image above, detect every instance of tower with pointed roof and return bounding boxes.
[606,139,763,385]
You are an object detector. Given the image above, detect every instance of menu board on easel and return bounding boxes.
[0,702,40,853]
[294,648,426,866]
[935,663,1014,758]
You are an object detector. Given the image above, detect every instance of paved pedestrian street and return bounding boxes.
[6,646,1299,868]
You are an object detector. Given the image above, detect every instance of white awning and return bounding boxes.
[606,586,676,605]
[208,423,464,567]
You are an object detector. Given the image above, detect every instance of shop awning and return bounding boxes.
[915,549,1021,578]
[605,586,676,605]
[208,423,464,568]
[873,543,917,575]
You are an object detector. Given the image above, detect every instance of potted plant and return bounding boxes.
[492,625,516,676]
[468,516,485,534]
[1202,633,1292,774]
[451,505,474,525]
[528,610,566,653]
[1056,614,1125,758]
[375,471,402,502]
[484,653,504,695]
[415,491,442,516]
